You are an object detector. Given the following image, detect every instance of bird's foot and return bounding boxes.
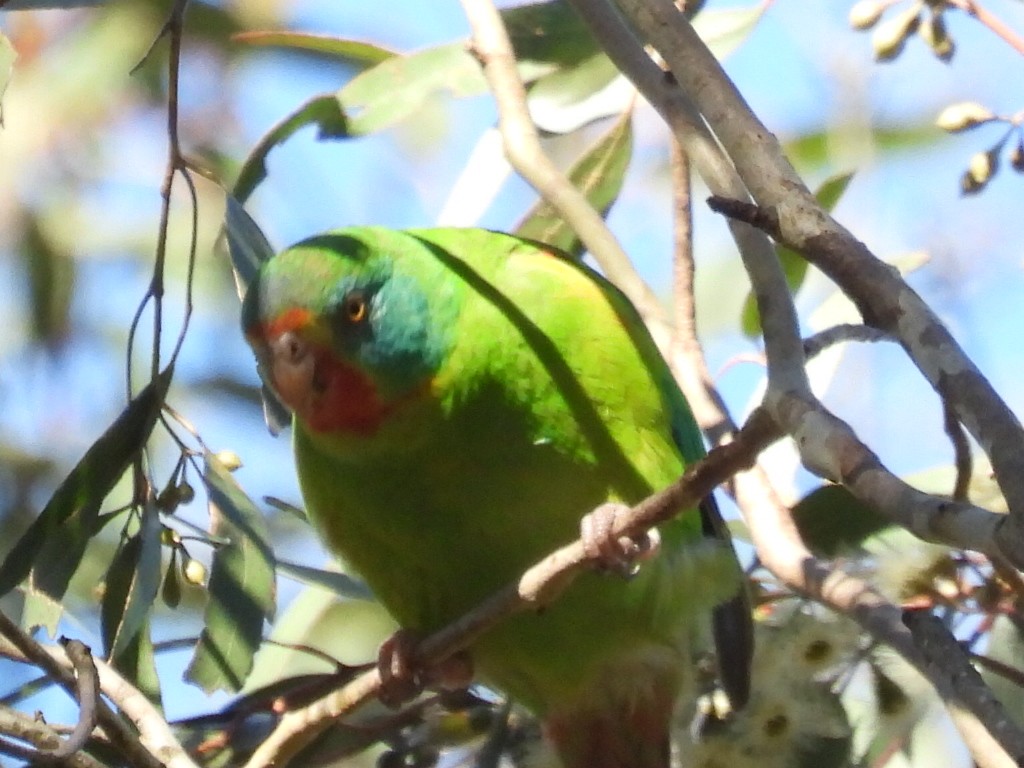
[377,629,475,709]
[580,502,661,577]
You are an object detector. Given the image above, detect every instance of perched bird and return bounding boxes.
[242,226,750,768]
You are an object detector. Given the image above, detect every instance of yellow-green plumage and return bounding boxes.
[243,226,744,768]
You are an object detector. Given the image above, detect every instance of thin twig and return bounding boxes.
[0,613,167,768]
[52,639,100,759]
[457,0,670,337]
[943,400,974,502]
[947,0,1024,56]
[0,703,106,768]
[802,323,893,359]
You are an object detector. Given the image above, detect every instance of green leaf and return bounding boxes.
[981,615,1024,725]
[20,212,75,348]
[527,53,627,134]
[232,31,396,66]
[112,617,162,707]
[0,31,15,121]
[338,43,486,136]
[0,369,170,599]
[232,94,349,204]
[503,0,601,68]
[742,172,854,337]
[0,0,103,7]
[515,108,633,257]
[791,484,892,556]
[101,503,164,661]
[693,3,768,60]
[185,453,276,693]
[224,193,275,299]
[222,195,290,434]
[276,559,373,602]
[814,171,855,212]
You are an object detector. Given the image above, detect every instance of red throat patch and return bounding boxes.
[253,309,395,437]
[303,351,392,435]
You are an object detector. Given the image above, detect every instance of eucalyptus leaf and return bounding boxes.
[693,3,768,60]
[981,615,1024,726]
[277,559,373,601]
[0,369,171,599]
[102,503,163,661]
[0,31,16,120]
[527,53,629,134]
[232,31,396,66]
[186,453,276,693]
[791,483,892,556]
[233,95,349,204]
[516,107,633,256]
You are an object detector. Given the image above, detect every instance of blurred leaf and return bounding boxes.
[742,172,853,337]
[20,587,65,637]
[277,559,373,601]
[20,211,75,348]
[981,615,1024,725]
[224,193,275,298]
[0,30,15,121]
[527,53,627,134]
[186,453,276,693]
[693,3,767,60]
[245,584,394,693]
[786,124,937,169]
[0,0,103,6]
[791,484,892,556]
[516,107,633,256]
[504,0,601,68]
[0,369,171,600]
[232,31,397,66]
[101,503,163,661]
[233,94,349,203]
[339,43,485,136]
[224,193,294,435]
[113,617,162,707]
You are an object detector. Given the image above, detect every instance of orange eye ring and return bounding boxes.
[344,292,367,323]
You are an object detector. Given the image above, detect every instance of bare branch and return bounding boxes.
[903,609,1024,766]
[803,323,893,360]
[0,703,106,768]
[947,0,1024,57]
[0,612,198,768]
[610,0,1024,558]
[52,639,100,759]
[457,0,669,334]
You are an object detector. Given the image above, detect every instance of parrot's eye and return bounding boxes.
[342,291,368,324]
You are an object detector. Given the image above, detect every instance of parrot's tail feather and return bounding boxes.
[543,666,676,768]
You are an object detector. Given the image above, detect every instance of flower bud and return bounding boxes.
[872,6,921,61]
[849,0,886,30]
[183,557,207,585]
[936,101,995,132]
[214,450,243,471]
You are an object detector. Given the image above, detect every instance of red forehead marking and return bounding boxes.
[262,307,314,339]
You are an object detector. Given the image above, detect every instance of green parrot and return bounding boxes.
[242,226,750,768]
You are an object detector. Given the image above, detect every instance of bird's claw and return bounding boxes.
[581,502,661,577]
[377,629,476,709]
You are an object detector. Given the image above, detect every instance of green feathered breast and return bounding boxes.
[244,226,740,717]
